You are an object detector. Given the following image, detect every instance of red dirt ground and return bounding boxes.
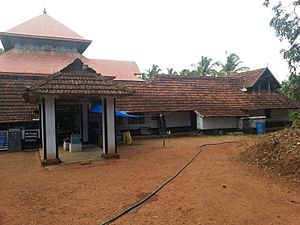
[0,135,299,225]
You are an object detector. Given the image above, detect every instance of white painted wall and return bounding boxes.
[197,115,238,130]
[44,97,56,159]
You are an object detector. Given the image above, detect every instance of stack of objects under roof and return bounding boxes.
[240,125,300,181]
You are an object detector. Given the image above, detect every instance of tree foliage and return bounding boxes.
[218,52,249,76]
[264,0,300,74]
[191,56,219,76]
[142,53,249,78]
[166,68,178,75]
[0,48,4,55]
[142,64,162,80]
[179,69,192,76]
[264,1,300,123]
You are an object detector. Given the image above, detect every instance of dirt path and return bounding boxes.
[0,135,299,225]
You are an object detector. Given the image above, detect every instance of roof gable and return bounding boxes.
[24,59,133,100]
[229,68,265,87]
[229,68,280,89]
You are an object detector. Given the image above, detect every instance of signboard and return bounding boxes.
[8,128,22,151]
[0,131,8,150]
[24,130,39,143]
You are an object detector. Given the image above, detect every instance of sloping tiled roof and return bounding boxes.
[85,58,142,81]
[1,70,299,123]
[0,49,142,81]
[229,68,265,87]
[0,75,39,123]
[1,13,89,42]
[116,75,300,114]
[26,71,133,97]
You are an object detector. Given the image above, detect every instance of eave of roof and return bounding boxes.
[196,109,249,117]
[0,32,92,43]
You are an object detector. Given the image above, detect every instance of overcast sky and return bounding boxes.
[0,0,291,81]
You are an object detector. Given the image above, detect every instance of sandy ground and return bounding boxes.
[0,135,299,225]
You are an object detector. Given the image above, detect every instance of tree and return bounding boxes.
[219,52,249,76]
[166,68,178,75]
[264,1,300,124]
[281,73,300,102]
[264,0,300,74]
[142,64,162,80]
[179,69,193,76]
[281,73,300,125]
[0,48,4,55]
[191,56,219,76]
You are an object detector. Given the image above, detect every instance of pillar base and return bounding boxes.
[101,153,120,159]
[41,158,61,166]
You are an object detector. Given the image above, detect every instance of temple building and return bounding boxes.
[0,12,299,164]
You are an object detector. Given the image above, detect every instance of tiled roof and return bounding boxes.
[85,58,142,81]
[1,13,89,42]
[228,68,265,87]
[26,70,133,97]
[1,69,299,123]
[116,75,300,114]
[0,75,39,123]
[0,49,142,81]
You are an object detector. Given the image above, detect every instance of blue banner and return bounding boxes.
[0,131,8,150]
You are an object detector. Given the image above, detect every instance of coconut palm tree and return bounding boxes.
[219,52,249,76]
[146,64,162,76]
[142,64,162,80]
[166,68,178,75]
[191,56,219,76]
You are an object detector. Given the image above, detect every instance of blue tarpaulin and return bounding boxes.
[89,104,142,118]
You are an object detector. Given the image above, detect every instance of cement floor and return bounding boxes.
[39,144,103,164]
[59,144,102,163]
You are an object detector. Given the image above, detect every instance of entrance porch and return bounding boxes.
[24,59,132,165]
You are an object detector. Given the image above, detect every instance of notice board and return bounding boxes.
[8,128,22,151]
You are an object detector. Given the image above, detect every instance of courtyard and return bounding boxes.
[0,135,299,225]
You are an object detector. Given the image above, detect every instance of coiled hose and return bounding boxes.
[100,141,243,225]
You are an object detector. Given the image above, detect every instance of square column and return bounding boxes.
[40,97,60,165]
[102,97,118,159]
[81,103,89,143]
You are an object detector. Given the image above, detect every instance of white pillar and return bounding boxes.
[40,100,45,154]
[82,103,89,143]
[41,97,57,161]
[102,96,118,158]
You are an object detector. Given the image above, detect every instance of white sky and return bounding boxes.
[0,0,291,81]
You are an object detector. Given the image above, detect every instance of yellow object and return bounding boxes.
[124,131,133,145]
